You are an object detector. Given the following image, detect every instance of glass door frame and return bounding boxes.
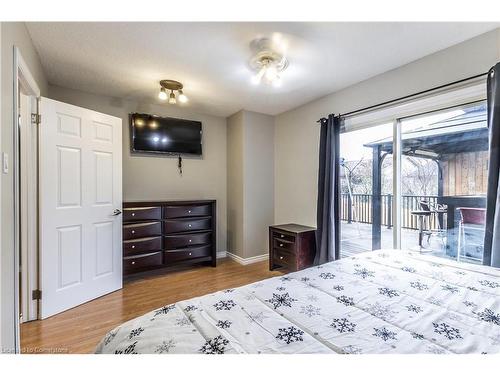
[392,118,402,249]
[391,100,486,251]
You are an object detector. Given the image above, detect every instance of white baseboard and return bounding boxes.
[226,252,269,265]
[216,251,227,259]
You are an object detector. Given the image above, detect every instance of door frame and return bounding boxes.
[13,46,40,353]
[19,92,39,323]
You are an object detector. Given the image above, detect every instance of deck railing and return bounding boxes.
[340,194,440,231]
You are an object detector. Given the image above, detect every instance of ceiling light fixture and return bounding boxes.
[178,89,188,103]
[249,38,288,86]
[158,80,188,104]
[158,87,168,100]
[168,90,176,104]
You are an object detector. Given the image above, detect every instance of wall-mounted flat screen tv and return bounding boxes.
[130,113,202,156]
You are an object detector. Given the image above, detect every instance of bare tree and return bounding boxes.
[401,156,438,196]
[341,158,373,194]
[341,155,437,197]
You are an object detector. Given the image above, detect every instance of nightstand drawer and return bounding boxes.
[164,232,211,249]
[164,245,211,263]
[124,252,162,274]
[164,204,211,218]
[273,238,295,252]
[164,217,211,234]
[123,222,161,240]
[273,231,295,243]
[123,206,161,222]
[273,248,296,268]
[123,236,162,256]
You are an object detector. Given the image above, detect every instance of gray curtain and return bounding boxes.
[314,114,342,265]
[484,63,500,268]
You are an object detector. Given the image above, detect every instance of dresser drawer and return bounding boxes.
[164,245,211,263]
[164,218,211,234]
[123,206,161,222]
[164,204,211,218]
[273,238,296,252]
[123,222,161,240]
[273,231,295,243]
[164,232,211,249]
[124,252,163,274]
[123,236,162,256]
[273,248,296,268]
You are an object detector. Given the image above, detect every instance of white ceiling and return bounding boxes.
[26,22,499,117]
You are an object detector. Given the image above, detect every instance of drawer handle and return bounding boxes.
[280,243,283,247]
[280,256,284,260]
[131,230,135,234]
[188,224,192,228]
[189,252,192,256]
[132,245,135,249]
[188,210,192,213]
[131,213,135,216]
[280,234,284,238]
[131,261,135,265]
[189,239,192,243]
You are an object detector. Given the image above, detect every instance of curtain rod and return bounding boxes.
[317,71,488,123]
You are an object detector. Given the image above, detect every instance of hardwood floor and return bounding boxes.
[20,258,284,354]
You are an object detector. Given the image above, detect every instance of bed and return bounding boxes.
[95,249,500,354]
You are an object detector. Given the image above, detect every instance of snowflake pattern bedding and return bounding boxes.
[95,249,500,354]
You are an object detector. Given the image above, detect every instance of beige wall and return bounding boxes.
[1,22,49,352]
[243,111,274,258]
[49,85,228,255]
[226,111,245,257]
[227,110,274,259]
[275,28,500,227]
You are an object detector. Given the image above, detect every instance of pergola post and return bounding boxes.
[372,145,382,250]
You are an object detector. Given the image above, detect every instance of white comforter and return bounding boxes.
[95,250,500,354]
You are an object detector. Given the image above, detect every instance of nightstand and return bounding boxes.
[269,224,316,272]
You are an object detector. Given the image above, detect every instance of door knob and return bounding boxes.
[112,209,122,216]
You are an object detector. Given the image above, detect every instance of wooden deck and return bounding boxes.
[341,221,446,258]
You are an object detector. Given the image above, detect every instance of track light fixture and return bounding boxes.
[158,80,188,104]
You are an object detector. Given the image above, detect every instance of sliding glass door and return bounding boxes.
[339,100,488,264]
[339,122,394,258]
[399,102,488,263]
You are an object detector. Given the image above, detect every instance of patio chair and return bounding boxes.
[410,200,433,252]
[456,207,486,263]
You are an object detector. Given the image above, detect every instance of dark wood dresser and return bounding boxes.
[269,224,316,272]
[122,200,216,277]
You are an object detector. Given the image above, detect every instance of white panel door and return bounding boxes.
[39,97,122,318]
